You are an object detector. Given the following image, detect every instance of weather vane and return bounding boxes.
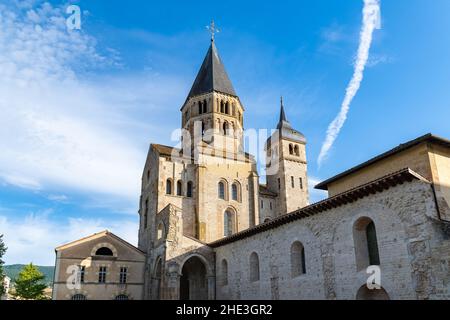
[206,20,219,42]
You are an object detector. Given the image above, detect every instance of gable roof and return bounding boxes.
[152,143,178,157]
[55,230,145,255]
[210,168,429,247]
[187,41,236,100]
[315,133,450,191]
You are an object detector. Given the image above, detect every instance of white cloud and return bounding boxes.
[318,0,381,167]
[0,173,42,190]
[0,211,138,265]
[47,194,69,202]
[366,53,394,68]
[0,1,185,210]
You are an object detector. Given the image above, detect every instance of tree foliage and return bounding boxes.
[0,234,7,297]
[13,263,48,300]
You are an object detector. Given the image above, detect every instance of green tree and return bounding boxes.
[13,263,48,300]
[0,234,7,297]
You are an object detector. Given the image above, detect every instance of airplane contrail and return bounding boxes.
[318,0,381,167]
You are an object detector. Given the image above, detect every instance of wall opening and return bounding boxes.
[291,241,306,277]
[180,256,208,300]
[249,252,260,282]
[353,217,381,271]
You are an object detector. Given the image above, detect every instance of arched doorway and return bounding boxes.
[180,256,208,300]
[356,285,390,300]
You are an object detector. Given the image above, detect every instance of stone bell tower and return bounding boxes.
[180,38,244,157]
[265,98,309,215]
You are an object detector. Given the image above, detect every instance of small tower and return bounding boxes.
[265,98,309,215]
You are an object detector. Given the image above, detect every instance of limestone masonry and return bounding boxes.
[53,39,450,300]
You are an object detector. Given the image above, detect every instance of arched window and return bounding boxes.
[177,180,183,196]
[186,181,193,198]
[353,217,380,271]
[291,241,306,277]
[224,210,235,237]
[198,102,203,114]
[294,145,300,156]
[218,181,226,200]
[225,101,230,114]
[203,100,207,113]
[222,121,229,135]
[221,259,228,286]
[166,179,172,195]
[289,144,294,155]
[115,294,129,300]
[71,294,87,300]
[231,183,240,201]
[95,247,113,256]
[157,222,165,240]
[249,252,260,282]
[220,100,225,113]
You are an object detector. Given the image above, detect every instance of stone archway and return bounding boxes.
[356,285,390,300]
[180,256,208,300]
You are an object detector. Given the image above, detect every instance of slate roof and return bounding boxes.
[210,168,430,247]
[187,41,237,99]
[315,133,450,190]
[266,99,306,145]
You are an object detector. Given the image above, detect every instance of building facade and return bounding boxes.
[52,231,145,300]
[53,39,450,300]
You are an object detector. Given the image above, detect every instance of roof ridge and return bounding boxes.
[55,230,145,254]
[210,167,429,247]
[315,133,450,190]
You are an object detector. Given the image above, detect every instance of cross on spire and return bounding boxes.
[207,20,219,42]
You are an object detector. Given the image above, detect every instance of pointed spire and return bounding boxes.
[186,41,236,100]
[277,96,290,129]
[273,97,306,143]
[279,96,287,123]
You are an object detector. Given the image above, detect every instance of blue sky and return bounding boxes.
[1,0,450,265]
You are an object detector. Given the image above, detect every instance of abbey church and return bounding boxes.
[52,38,450,300]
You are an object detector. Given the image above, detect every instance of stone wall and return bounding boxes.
[259,194,277,223]
[214,180,450,300]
